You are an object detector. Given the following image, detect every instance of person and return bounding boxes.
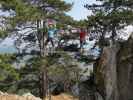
[79,28,86,51]
[45,23,57,47]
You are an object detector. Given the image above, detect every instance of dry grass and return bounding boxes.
[0,92,41,100]
[0,95,39,100]
[45,93,78,100]
[0,92,78,100]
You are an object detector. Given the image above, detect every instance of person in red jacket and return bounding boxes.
[80,28,86,50]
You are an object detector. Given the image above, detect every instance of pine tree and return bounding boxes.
[85,0,133,45]
[0,0,73,99]
[0,54,19,92]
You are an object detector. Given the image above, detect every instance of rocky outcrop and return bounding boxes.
[94,34,133,100]
[117,34,133,100]
[79,76,96,100]
[94,45,119,100]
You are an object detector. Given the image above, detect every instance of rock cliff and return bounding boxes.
[94,34,133,100]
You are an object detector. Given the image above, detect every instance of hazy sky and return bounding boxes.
[0,0,96,20]
[64,0,97,20]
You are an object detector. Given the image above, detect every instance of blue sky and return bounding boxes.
[64,0,96,20]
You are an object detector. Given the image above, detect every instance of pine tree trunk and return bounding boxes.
[42,69,48,100]
[36,19,48,99]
